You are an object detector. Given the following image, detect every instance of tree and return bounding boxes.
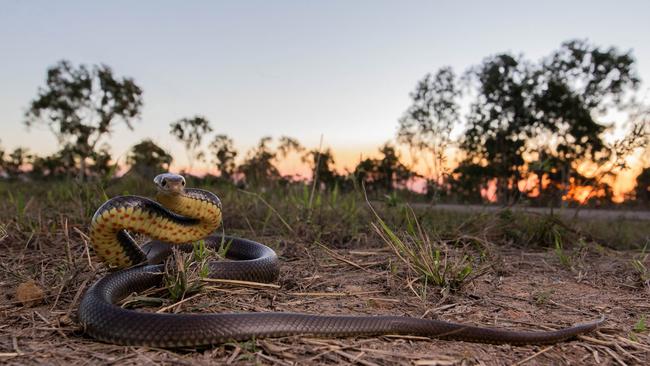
[4,147,32,178]
[461,54,535,204]
[30,145,80,179]
[277,136,305,158]
[634,167,650,205]
[209,134,238,180]
[375,143,412,192]
[88,145,115,178]
[303,147,339,189]
[531,40,640,201]
[0,142,5,176]
[397,40,642,205]
[398,67,460,196]
[31,153,67,179]
[169,116,213,171]
[449,162,493,203]
[127,139,173,178]
[238,136,279,186]
[352,143,412,192]
[353,158,378,189]
[25,60,143,179]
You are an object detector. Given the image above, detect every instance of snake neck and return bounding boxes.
[155,189,222,227]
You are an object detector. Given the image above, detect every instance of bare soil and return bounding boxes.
[1,232,649,365]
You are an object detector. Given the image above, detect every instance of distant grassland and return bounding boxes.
[0,175,647,253]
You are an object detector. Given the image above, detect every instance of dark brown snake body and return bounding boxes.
[78,173,604,347]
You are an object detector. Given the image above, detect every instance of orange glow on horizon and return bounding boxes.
[167,145,644,204]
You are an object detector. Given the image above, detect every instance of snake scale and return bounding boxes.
[78,173,604,347]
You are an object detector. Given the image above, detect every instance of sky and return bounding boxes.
[1,0,649,180]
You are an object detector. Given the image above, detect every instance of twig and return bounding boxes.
[34,310,67,339]
[314,241,374,274]
[513,346,553,365]
[62,217,73,266]
[156,292,203,313]
[255,351,293,366]
[332,349,380,366]
[65,279,89,318]
[382,334,431,341]
[226,346,241,364]
[289,290,383,297]
[600,345,628,366]
[202,278,280,289]
[578,335,616,346]
[73,227,95,270]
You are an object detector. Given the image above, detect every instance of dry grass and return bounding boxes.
[1,178,649,365]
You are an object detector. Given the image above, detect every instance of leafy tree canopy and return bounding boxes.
[169,115,213,169]
[25,60,143,179]
[127,139,173,178]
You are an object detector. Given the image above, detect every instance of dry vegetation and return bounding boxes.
[1,176,649,365]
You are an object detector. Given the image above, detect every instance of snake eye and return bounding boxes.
[181,180,186,186]
[161,179,167,187]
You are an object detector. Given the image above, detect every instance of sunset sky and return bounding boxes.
[1,1,649,195]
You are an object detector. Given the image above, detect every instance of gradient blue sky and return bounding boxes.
[1,0,649,172]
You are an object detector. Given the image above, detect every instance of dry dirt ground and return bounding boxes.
[1,232,649,365]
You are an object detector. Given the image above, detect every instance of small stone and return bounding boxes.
[16,280,45,307]
[59,314,72,326]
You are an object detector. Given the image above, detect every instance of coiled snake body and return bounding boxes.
[79,173,604,347]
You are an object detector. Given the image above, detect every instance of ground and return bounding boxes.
[1,228,649,365]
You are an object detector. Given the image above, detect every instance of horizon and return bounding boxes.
[1,1,649,200]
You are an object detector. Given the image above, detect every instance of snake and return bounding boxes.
[78,173,604,347]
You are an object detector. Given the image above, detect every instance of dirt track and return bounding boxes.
[418,203,650,221]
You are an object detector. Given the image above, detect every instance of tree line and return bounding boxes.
[1,40,649,206]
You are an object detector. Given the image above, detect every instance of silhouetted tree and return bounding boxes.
[277,136,305,158]
[353,158,378,190]
[31,154,66,179]
[25,60,143,179]
[461,54,535,204]
[352,143,411,192]
[634,167,650,205]
[127,139,173,178]
[169,116,213,171]
[303,147,339,189]
[209,134,238,180]
[526,152,565,206]
[532,40,639,200]
[0,143,5,176]
[398,67,459,191]
[88,146,115,178]
[414,40,643,205]
[31,145,79,178]
[449,162,493,203]
[4,147,32,179]
[238,136,279,186]
[375,143,412,192]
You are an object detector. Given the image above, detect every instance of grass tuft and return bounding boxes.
[165,240,217,301]
[630,241,649,289]
[369,201,475,294]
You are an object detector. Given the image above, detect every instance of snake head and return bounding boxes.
[154,173,186,195]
